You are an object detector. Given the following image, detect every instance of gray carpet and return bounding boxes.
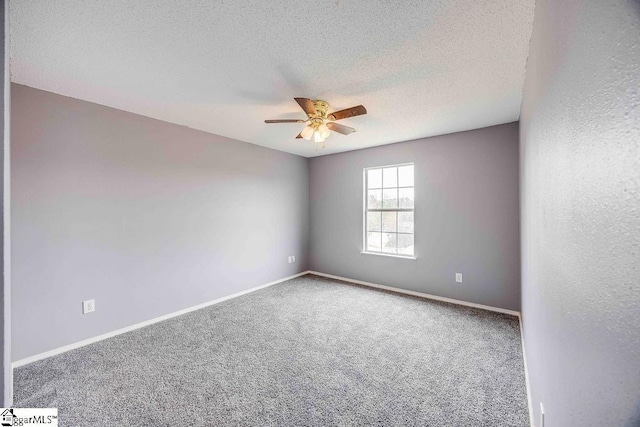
[14,274,529,426]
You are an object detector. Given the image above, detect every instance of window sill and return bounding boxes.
[360,251,417,260]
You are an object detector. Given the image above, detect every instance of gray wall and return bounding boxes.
[309,123,520,311]
[520,1,640,426]
[11,84,309,361]
[1,0,9,406]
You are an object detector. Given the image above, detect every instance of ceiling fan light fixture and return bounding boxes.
[301,125,315,140]
[318,123,331,139]
[313,130,325,143]
[265,98,367,147]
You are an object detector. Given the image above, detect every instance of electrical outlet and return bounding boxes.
[287,256,291,263]
[540,403,545,427]
[455,273,463,283]
[82,299,95,314]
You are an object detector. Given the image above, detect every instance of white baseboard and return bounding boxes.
[12,271,311,368]
[308,271,520,316]
[519,315,535,427]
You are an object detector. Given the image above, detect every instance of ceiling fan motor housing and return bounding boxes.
[311,100,330,119]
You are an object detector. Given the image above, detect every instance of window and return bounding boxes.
[364,163,414,257]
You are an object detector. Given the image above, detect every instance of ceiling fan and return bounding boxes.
[265,98,367,147]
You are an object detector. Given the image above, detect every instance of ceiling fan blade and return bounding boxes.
[327,122,356,135]
[294,98,317,116]
[329,105,367,121]
[265,119,306,123]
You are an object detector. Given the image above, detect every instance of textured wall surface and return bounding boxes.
[0,0,8,406]
[309,123,521,311]
[11,84,309,361]
[520,0,640,426]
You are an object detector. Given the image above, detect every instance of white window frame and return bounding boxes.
[362,162,416,260]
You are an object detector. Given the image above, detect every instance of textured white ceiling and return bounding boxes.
[10,0,534,158]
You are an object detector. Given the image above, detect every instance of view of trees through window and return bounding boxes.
[364,164,414,257]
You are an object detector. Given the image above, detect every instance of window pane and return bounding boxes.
[368,190,382,209]
[365,164,416,257]
[367,212,381,232]
[367,232,382,252]
[397,234,414,256]
[383,167,397,188]
[398,165,414,187]
[382,233,397,253]
[382,189,398,209]
[399,187,414,209]
[367,168,382,189]
[382,212,397,232]
[398,212,414,233]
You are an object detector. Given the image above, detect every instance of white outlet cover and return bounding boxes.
[82,299,95,314]
[455,273,463,283]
